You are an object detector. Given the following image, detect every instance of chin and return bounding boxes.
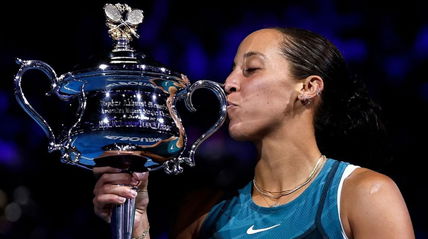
[228,124,255,142]
[229,132,248,141]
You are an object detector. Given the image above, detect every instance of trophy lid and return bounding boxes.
[57,3,188,96]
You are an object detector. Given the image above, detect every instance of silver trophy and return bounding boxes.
[14,3,227,239]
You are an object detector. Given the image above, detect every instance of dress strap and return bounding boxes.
[315,160,340,237]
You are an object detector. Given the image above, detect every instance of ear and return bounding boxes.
[297,75,324,105]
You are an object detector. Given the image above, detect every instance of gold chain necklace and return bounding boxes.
[253,155,326,200]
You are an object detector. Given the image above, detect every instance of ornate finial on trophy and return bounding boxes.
[104,3,143,59]
[104,3,144,41]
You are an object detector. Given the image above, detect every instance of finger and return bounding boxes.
[133,173,149,211]
[98,184,138,199]
[94,193,127,209]
[98,211,112,223]
[93,194,123,223]
[93,166,122,174]
[132,171,149,181]
[94,173,139,191]
[93,204,112,223]
[132,172,149,190]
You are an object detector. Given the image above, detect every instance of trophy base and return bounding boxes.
[94,153,149,172]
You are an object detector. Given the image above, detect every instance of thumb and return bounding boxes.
[132,171,149,192]
[132,172,149,213]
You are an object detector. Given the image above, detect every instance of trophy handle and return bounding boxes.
[176,80,227,168]
[14,58,62,152]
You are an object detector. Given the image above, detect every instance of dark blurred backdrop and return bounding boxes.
[1,0,427,238]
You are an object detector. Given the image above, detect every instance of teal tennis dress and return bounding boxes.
[199,159,358,239]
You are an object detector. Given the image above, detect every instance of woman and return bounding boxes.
[93,27,414,238]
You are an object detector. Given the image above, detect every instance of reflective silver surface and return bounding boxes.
[13,3,227,174]
[13,3,227,239]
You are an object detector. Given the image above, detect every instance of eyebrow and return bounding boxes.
[243,51,266,59]
[231,51,266,70]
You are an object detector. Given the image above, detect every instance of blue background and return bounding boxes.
[1,0,427,238]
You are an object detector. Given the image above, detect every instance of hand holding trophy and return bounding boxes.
[14,3,227,239]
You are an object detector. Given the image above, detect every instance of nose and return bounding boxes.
[224,72,240,94]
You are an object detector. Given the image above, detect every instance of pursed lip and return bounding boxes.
[227,101,238,110]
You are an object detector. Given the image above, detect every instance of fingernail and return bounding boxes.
[129,189,138,198]
[119,197,127,203]
[132,172,145,180]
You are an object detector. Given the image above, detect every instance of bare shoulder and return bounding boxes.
[340,167,415,239]
[343,167,396,195]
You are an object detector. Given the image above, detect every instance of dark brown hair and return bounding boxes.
[273,27,387,165]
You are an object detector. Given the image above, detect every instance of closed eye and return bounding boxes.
[243,68,260,76]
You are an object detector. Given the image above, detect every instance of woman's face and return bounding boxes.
[225,29,301,141]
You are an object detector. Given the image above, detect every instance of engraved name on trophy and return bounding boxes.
[14,3,227,239]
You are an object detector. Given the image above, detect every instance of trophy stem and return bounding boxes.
[113,37,133,52]
[110,37,137,64]
[94,153,146,238]
[111,196,136,239]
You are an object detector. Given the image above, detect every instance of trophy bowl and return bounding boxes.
[14,3,227,238]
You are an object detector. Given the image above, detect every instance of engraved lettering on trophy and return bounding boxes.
[126,108,143,114]
[101,100,169,117]
[139,122,171,131]
[105,81,155,89]
[102,100,124,107]
[104,135,162,143]
[101,108,125,114]
[123,101,147,107]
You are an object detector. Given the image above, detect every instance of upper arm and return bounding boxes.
[175,211,209,239]
[172,188,224,239]
[341,168,414,239]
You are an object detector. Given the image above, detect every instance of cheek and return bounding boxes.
[245,84,294,114]
[228,95,289,141]
[227,79,297,140]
